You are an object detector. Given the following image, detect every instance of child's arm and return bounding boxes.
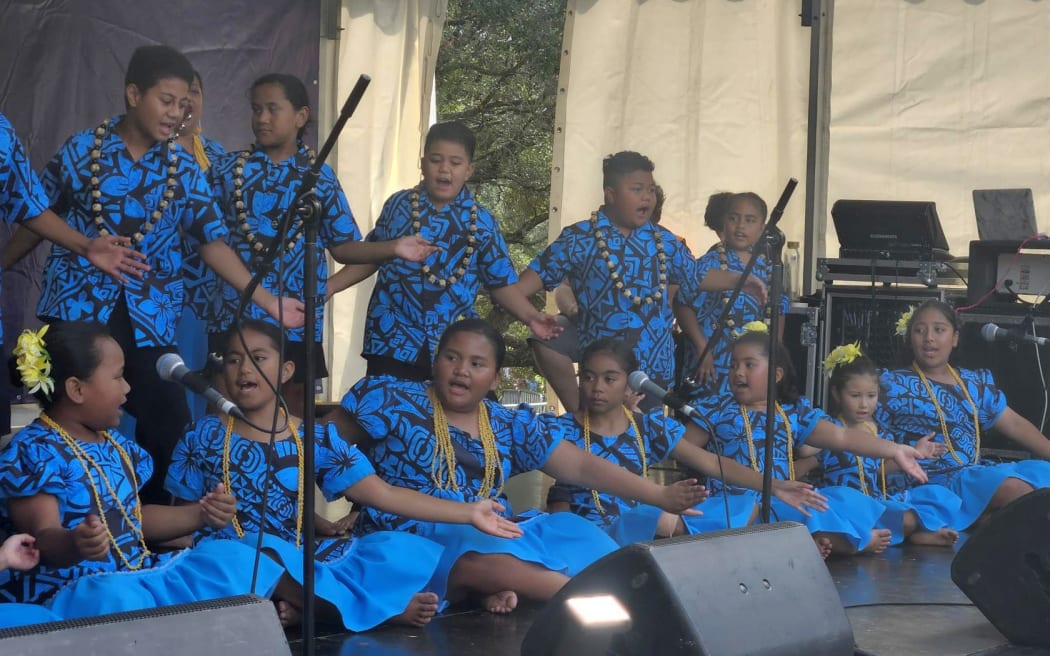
[541,441,707,513]
[673,300,715,385]
[329,236,440,265]
[807,420,928,483]
[198,240,305,329]
[325,264,379,300]
[0,534,40,572]
[343,475,522,538]
[553,282,579,319]
[699,269,768,304]
[490,283,562,340]
[7,494,109,567]
[141,484,237,542]
[990,407,1050,460]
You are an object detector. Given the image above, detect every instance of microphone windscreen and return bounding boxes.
[155,353,185,381]
[627,371,649,393]
[980,323,1000,343]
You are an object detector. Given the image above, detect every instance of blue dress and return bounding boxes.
[341,377,619,599]
[819,417,969,542]
[165,414,443,631]
[677,246,789,397]
[879,367,1050,526]
[0,420,283,626]
[548,409,749,545]
[362,186,518,368]
[694,395,887,550]
[528,209,701,391]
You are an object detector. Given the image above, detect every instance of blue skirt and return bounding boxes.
[416,512,619,600]
[45,538,284,620]
[0,603,62,629]
[595,493,760,546]
[935,460,1050,529]
[876,484,965,544]
[252,530,443,632]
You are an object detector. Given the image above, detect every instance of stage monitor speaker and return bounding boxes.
[951,488,1050,649]
[521,522,854,656]
[0,594,290,656]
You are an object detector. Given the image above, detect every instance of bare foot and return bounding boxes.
[861,529,892,555]
[908,527,959,547]
[655,512,684,538]
[481,590,518,614]
[390,592,440,627]
[812,536,833,560]
[276,600,302,628]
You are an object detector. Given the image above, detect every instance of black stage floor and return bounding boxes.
[287,539,1050,656]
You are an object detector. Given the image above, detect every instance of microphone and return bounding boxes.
[156,353,246,419]
[980,322,1048,347]
[627,371,701,419]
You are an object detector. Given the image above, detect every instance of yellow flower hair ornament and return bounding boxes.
[823,341,863,378]
[13,325,54,399]
[734,320,770,337]
[894,306,916,337]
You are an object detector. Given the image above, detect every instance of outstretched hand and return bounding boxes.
[394,235,441,262]
[470,500,524,539]
[73,515,110,562]
[914,433,947,460]
[658,478,708,514]
[772,480,829,517]
[893,445,929,484]
[528,313,563,341]
[0,534,40,571]
[268,296,306,329]
[86,236,150,283]
[200,483,238,529]
[742,275,768,305]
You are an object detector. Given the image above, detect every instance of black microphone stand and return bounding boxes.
[236,74,371,656]
[690,179,796,523]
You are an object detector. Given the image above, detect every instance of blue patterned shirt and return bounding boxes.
[37,115,227,347]
[0,421,164,603]
[207,144,361,341]
[341,377,562,536]
[878,367,1007,486]
[818,416,888,498]
[165,415,373,561]
[694,394,825,494]
[528,210,701,390]
[362,186,518,365]
[181,135,228,320]
[678,246,790,396]
[547,409,682,530]
[0,113,50,345]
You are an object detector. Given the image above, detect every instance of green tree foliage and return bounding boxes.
[436,0,566,369]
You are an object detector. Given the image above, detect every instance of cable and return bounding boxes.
[956,235,1044,313]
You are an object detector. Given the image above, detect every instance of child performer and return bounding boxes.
[35,46,305,504]
[516,152,765,407]
[208,74,438,416]
[165,319,522,630]
[879,299,1050,525]
[339,319,706,614]
[0,534,62,628]
[0,322,288,622]
[358,120,559,383]
[818,342,962,545]
[691,325,930,557]
[546,338,828,545]
[675,192,789,397]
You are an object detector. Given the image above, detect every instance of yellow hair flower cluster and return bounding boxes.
[735,320,770,337]
[13,326,54,399]
[823,341,863,378]
[894,306,916,337]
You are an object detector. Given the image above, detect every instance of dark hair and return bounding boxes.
[437,319,505,369]
[704,191,733,233]
[9,322,113,411]
[732,330,800,404]
[826,351,881,416]
[425,120,476,161]
[223,319,288,358]
[124,45,194,109]
[251,73,311,139]
[728,192,769,222]
[651,184,666,224]
[192,69,203,91]
[580,338,639,374]
[602,151,655,189]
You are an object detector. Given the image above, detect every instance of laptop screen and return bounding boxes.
[972,188,1038,241]
[831,199,950,260]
